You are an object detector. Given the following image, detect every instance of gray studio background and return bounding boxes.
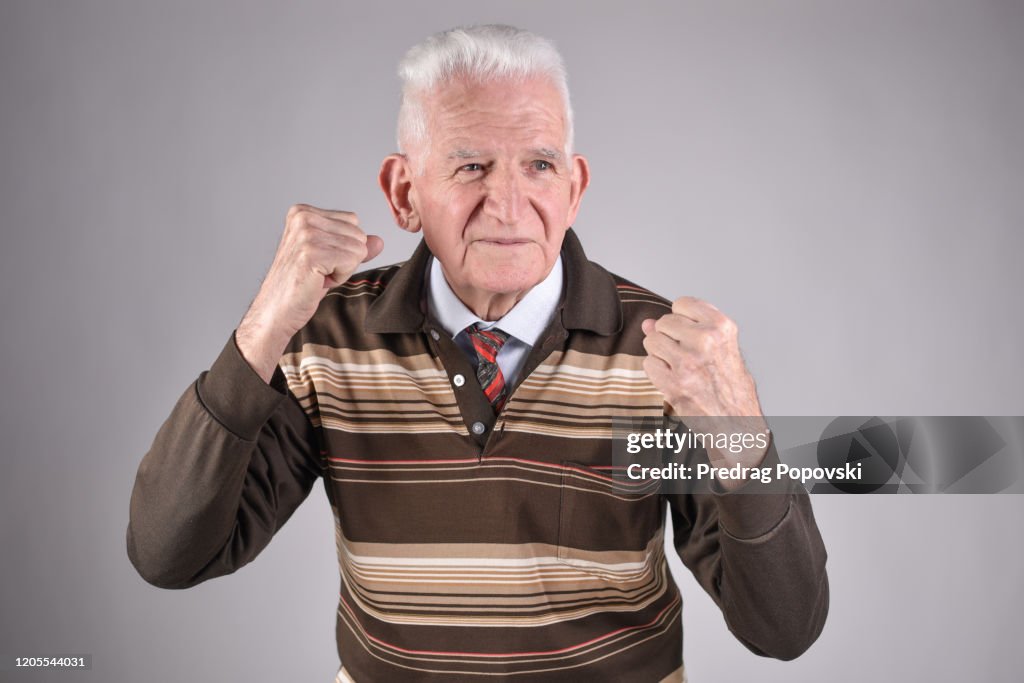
[2,1,1022,681]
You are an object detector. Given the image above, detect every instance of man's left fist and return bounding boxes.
[641,296,769,470]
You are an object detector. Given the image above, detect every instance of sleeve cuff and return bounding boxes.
[711,437,796,540]
[196,332,290,441]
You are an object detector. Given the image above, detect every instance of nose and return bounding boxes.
[481,165,526,226]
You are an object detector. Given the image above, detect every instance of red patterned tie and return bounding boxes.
[466,324,511,413]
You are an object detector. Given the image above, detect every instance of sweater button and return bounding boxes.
[430,329,440,341]
[471,421,486,435]
[453,374,466,387]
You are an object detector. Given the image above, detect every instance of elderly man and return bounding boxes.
[128,25,828,682]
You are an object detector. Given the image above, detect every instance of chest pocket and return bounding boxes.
[556,461,663,578]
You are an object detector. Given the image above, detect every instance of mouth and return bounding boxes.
[475,238,532,246]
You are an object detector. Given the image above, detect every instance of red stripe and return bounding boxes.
[479,329,505,344]
[474,342,497,363]
[485,378,504,401]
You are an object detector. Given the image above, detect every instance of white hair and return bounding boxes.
[396,24,574,162]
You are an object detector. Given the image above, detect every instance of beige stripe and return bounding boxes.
[513,387,662,404]
[504,400,660,417]
[321,416,469,434]
[338,562,669,626]
[531,349,648,373]
[311,397,456,413]
[327,459,656,496]
[522,371,652,385]
[289,366,451,386]
[660,664,687,683]
[502,408,659,426]
[502,421,617,438]
[283,346,445,372]
[515,387,662,403]
[334,593,681,671]
[335,530,667,605]
[336,527,665,572]
[336,594,669,627]
[344,577,665,609]
[338,537,650,563]
[344,560,655,578]
[315,403,464,418]
[293,372,452,395]
[343,564,658,594]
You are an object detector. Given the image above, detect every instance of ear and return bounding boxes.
[565,154,591,226]
[379,154,421,233]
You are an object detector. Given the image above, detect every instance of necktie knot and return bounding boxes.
[466,324,511,413]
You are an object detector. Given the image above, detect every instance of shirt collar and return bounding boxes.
[365,228,622,336]
[427,255,563,346]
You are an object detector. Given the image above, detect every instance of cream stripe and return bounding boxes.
[321,417,468,434]
[532,350,647,372]
[334,591,681,670]
[525,367,649,381]
[288,366,450,383]
[343,579,662,608]
[316,405,463,418]
[337,530,664,574]
[338,581,668,627]
[283,345,444,371]
[516,385,661,399]
[338,538,646,562]
[502,422,616,438]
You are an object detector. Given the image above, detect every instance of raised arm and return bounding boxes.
[127,204,383,588]
[643,295,829,656]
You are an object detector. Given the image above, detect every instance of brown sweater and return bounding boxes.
[127,230,828,682]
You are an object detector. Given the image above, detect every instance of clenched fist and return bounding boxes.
[236,204,384,382]
[641,297,769,487]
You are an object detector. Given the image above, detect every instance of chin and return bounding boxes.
[471,264,544,296]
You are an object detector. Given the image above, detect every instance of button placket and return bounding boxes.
[422,322,495,452]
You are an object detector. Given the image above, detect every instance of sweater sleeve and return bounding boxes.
[666,441,829,660]
[127,334,323,589]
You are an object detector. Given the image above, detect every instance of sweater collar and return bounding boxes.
[364,228,621,336]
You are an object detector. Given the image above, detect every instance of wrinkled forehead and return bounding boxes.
[420,75,569,153]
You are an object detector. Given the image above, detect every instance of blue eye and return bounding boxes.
[532,160,553,171]
[459,163,484,172]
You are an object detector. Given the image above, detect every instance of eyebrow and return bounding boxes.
[448,149,484,159]
[531,148,563,160]
[445,147,564,161]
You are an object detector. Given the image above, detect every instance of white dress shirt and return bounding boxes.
[427,255,563,388]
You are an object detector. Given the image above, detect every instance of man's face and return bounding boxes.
[402,76,588,311]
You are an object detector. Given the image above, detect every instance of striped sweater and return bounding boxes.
[128,230,828,681]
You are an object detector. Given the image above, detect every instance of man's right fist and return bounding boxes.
[236,204,384,382]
